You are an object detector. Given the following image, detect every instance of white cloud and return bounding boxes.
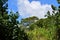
[17,0,52,18]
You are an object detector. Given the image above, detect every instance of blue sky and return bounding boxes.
[8,0,59,12]
[29,0,59,6]
[8,0,18,12]
[8,0,59,21]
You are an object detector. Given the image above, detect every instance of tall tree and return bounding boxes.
[21,16,39,27]
[0,0,8,40]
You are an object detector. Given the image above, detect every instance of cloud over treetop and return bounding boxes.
[17,0,52,18]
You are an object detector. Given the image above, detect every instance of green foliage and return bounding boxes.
[20,16,39,30]
[0,0,28,40]
[27,27,56,40]
[29,23,38,30]
[51,5,57,10]
[57,0,60,4]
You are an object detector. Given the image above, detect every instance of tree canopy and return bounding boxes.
[0,0,60,40]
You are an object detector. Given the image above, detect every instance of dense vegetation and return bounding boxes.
[0,0,60,40]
